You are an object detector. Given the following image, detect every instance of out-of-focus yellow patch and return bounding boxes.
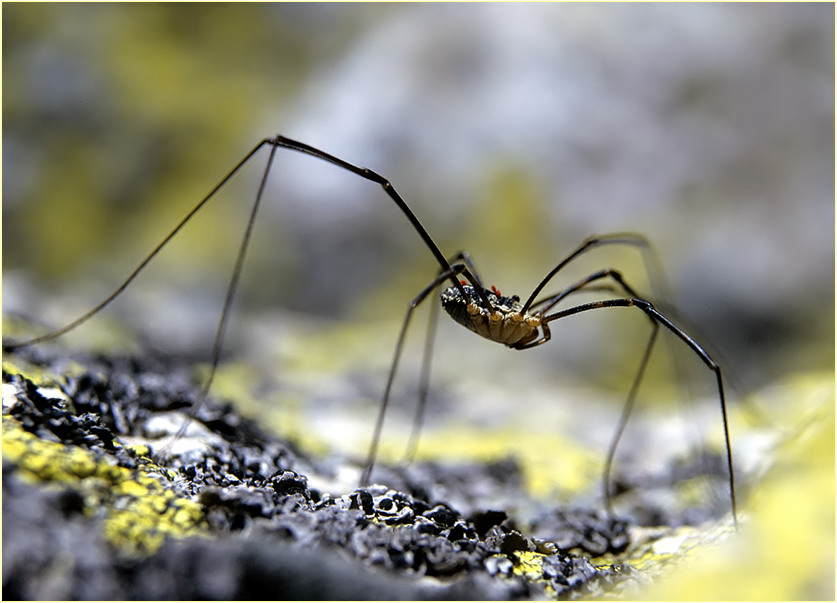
[2,415,206,557]
[2,355,85,389]
[400,425,601,500]
[640,370,835,600]
[205,360,334,457]
[393,370,835,599]
[2,313,141,359]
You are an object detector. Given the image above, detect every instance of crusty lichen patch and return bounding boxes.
[513,551,560,597]
[2,355,84,389]
[1,414,205,557]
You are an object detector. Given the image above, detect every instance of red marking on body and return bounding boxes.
[491,285,502,296]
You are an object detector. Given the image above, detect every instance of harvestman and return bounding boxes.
[3,135,738,526]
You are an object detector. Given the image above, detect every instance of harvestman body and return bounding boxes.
[3,135,738,527]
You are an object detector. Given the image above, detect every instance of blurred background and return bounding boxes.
[2,4,834,596]
[4,3,833,381]
[2,3,833,460]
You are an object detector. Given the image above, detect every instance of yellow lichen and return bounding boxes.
[512,551,557,596]
[2,415,206,557]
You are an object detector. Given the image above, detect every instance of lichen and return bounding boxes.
[1,415,205,557]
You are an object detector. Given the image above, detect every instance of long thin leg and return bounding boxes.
[518,236,692,431]
[360,263,472,486]
[171,143,279,443]
[602,323,659,516]
[5,139,280,457]
[406,251,485,462]
[3,135,493,352]
[543,298,738,527]
[520,234,658,314]
[3,139,274,351]
[529,268,643,315]
[5,135,495,462]
[515,269,662,516]
[514,268,649,351]
[518,268,663,516]
[268,137,491,309]
[524,265,719,520]
[406,292,441,463]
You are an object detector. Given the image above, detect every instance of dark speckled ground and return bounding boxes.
[2,344,634,600]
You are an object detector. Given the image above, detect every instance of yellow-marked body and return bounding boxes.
[440,283,543,348]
